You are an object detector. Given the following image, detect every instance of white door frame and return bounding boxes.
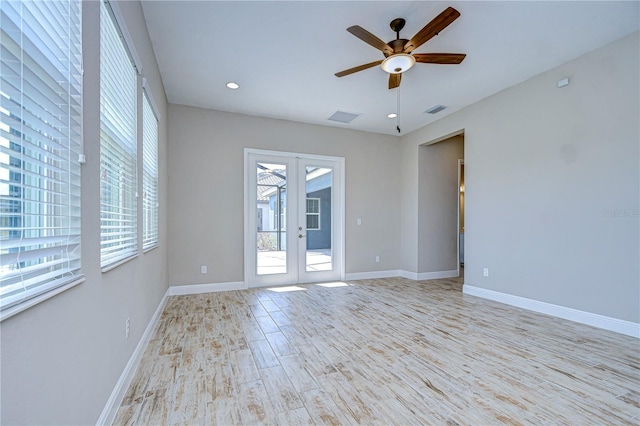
[244,148,345,288]
[457,159,464,277]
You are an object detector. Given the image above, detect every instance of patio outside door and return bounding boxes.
[245,150,344,288]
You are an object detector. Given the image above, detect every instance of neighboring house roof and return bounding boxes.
[257,172,285,186]
[256,167,332,201]
[257,171,285,201]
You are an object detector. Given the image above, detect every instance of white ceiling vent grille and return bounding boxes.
[328,110,361,123]
[425,105,447,114]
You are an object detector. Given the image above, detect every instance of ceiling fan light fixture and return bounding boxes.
[226,82,239,89]
[381,53,415,74]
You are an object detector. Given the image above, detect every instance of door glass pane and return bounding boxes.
[256,163,287,275]
[305,167,332,272]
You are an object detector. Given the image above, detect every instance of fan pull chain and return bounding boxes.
[396,85,401,133]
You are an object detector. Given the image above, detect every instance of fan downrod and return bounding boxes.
[388,18,408,54]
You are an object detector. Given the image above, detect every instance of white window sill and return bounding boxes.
[101,253,139,273]
[143,244,159,254]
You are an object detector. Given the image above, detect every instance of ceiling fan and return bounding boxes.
[335,7,466,89]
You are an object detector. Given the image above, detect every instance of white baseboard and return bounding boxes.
[399,270,418,280]
[169,281,247,296]
[463,284,640,338]
[345,270,460,282]
[345,270,401,281]
[398,269,459,281]
[96,288,170,426]
[416,270,459,281]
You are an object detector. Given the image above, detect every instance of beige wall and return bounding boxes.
[402,32,640,322]
[399,137,420,273]
[167,105,401,286]
[0,2,169,424]
[418,135,464,273]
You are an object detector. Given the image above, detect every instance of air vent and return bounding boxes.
[328,110,361,123]
[425,105,446,114]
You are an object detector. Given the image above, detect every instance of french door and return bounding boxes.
[244,149,344,288]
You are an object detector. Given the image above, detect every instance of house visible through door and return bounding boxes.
[245,150,344,288]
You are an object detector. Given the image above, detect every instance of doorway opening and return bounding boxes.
[417,132,464,279]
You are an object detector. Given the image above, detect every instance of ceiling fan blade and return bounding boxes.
[335,60,383,77]
[403,7,461,53]
[413,53,466,64]
[347,26,394,55]
[388,73,401,89]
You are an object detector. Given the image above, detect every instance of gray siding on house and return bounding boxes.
[307,187,331,250]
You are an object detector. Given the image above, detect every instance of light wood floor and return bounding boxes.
[114,276,640,425]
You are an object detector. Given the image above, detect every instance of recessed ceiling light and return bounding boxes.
[226,82,239,89]
[387,113,397,119]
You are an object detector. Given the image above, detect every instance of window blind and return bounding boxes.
[99,0,138,269]
[142,90,158,250]
[0,0,83,312]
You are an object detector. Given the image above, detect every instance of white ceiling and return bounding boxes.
[140,1,639,136]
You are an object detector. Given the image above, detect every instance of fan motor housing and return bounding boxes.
[385,39,409,56]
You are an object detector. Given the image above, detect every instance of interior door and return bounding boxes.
[245,150,343,288]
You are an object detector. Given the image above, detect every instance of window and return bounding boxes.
[0,0,83,316]
[142,90,158,250]
[100,0,138,269]
[306,198,320,230]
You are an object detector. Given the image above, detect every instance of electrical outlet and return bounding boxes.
[375,255,380,263]
[125,318,130,339]
[200,265,207,274]
[357,218,362,225]
[483,268,489,277]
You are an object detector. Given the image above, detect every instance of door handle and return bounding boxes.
[298,234,305,238]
